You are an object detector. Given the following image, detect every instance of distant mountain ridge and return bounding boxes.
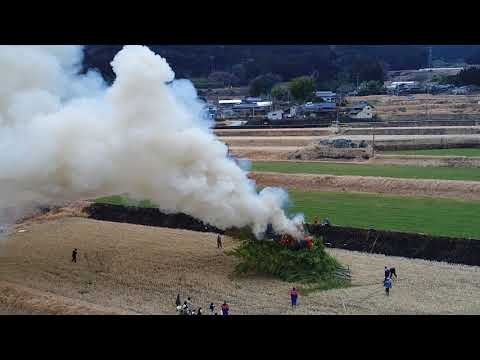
[82,45,480,85]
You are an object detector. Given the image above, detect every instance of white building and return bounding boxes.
[314,91,337,103]
[218,99,242,108]
[267,110,284,120]
[347,103,376,120]
[386,81,419,90]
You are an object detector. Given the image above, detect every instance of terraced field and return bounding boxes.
[286,190,480,239]
[382,148,480,157]
[251,161,480,181]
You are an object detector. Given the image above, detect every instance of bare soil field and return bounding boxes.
[217,126,480,137]
[1,217,480,314]
[341,126,480,136]
[230,146,297,160]
[346,94,480,117]
[250,172,480,201]
[230,146,480,166]
[214,128,333,137]
[221,134,480,149]
[371,155,480,168]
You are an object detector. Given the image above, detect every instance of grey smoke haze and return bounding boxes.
[0,45,303,239]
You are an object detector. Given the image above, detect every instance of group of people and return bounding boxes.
[176,294,230,316]
[383,266,397,296]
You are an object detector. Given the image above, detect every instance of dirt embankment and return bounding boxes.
[86,203,224,234]
[307,225,480,266]
[250,172,480,201]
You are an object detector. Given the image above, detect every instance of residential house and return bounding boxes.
[218,99,242,109]
[267,110,284,120]
[314,91,337,103]
[346,102,376,120]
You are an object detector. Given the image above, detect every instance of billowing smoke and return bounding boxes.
[0,45,304,239]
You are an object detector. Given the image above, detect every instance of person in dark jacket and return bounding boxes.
[72,248,78,263]
[389,267,397,279]
[209,303,215,314]
[175,294,181,307]
[197,307,203,315]
[217,235,223,249]
[384,266,390,280]
[221,302,229,316]
[290,287,299,308]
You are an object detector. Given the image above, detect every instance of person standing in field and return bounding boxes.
[221,301,229,316]
[217,235,223,249]
[384,277,392,296]
[389,267,397,279]
[72,248,78,263]
[290,287,299,308]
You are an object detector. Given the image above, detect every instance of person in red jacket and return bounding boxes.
[306,236,313,250]
[221,301,229,316]
[290,287,298,308]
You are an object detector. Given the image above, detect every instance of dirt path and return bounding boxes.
[1,217,480,314]
[250,171,480,201]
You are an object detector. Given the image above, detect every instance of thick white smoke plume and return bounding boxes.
[0,45,304,239]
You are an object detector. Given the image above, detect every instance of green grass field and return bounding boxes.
[287,191,480,239]
[382,148,480,157]
[95,195,158,208]
[96,192,480,239]
[251,161,480,182]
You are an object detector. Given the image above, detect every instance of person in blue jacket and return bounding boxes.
[384,276,392,296]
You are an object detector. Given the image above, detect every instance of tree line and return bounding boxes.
[82,45,480,97]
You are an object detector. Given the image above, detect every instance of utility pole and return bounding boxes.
[372,131,376,158]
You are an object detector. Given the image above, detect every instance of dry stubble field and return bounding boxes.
[1,217,479,315]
